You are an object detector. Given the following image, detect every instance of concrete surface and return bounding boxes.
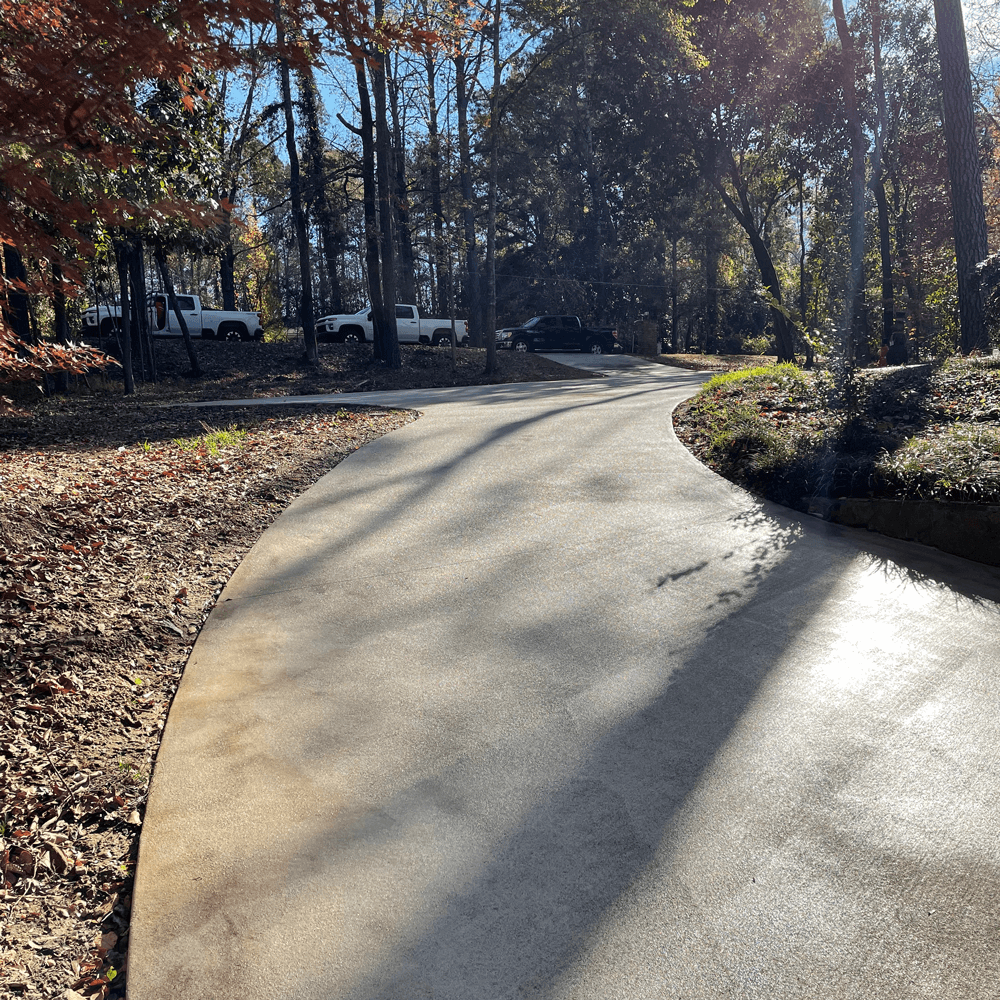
[130,355,1000,999]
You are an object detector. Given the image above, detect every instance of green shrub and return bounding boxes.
[875,425,1000,501]
[740,334,773,356]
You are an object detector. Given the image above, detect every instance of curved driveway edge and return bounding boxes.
[131,356,1000,999]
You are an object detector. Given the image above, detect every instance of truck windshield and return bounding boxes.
[524,317,542,328]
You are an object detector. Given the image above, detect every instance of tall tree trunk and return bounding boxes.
[50,262,70,394]
[832,0,868,368]
[218,33,261,311]
[579,19,615,321]
[895,184,924,359]
[2,245,31,344]
[933,0,990,354]
[424,49,448,316]
[219,242,237,311]
[113,241,135,396]
[275,0,318,364]
[51,265,70,339]
[798,173,808,325]
[669,235,679,353]
[483,0,501,376]
[388,54,417,305]
[705,222,720,353]
[455,51,482,346]
[155,245,202,377]
[712,175,796,362]
[372,1,401,369]
[871,5,896,351]
[351,59,388,361]
[127,235,155,383]
[297,61,345,315]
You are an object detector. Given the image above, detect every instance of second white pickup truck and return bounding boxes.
[82,293,263,341]
[316,304,469,346]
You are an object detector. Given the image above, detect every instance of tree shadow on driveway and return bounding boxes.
[132,366,1000,1000]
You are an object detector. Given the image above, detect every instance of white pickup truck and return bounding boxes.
[82,293,264,341]
[316,304,469,346]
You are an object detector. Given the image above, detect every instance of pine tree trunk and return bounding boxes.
[217,51,260,312]
[872,6,896,352]
[297,63,345,315]
[220,238,237,311]
[388,56,417,305]
[425,50,448,316]
[372,0,401,369]
[2,245,31,344]
[275,0,318,364]
[832,0,868,368]
[113,241,135,396]
[354,59,387,362]
[933,0,990,354]
[670,236,679,352]
[127,236,155,383]
[579,21,615,320]
[483,0,502,376]
[705,226,719,354]
[455,52,483,346]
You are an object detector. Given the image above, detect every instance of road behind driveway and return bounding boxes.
[131,356,1000,999]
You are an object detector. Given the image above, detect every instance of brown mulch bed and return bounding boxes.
[83,337,600,405]
[0,339,596,999]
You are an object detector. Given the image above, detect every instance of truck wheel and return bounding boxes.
[512,337,531,353]
[99,318,121,337]
[432,330,452,346]
[219,323,249,341]
[341,326,363,344]
[586,340,605,355]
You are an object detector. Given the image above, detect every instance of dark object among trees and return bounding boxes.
[933,0,990,355]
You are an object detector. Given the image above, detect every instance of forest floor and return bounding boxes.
[0,340,600,1000]
[673,355,1000,508]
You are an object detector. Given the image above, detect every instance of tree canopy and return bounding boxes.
[2,0,997,393]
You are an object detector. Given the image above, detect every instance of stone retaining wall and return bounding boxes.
[807,498,1000,567]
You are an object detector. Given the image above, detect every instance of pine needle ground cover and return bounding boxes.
[0,341,599,999]
[673,357,1000,508]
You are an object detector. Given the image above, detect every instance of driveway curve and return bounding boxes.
[131,356,1000,999]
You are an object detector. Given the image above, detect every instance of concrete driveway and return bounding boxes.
[130,356,1000,999]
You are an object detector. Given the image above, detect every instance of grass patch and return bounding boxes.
[702,363,809,393]
[172,423,249,455]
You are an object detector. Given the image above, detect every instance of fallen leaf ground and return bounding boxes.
[0,339,599,999]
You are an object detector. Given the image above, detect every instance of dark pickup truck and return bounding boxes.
[495,315,618,354]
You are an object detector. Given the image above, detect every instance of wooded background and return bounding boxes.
[2,0,998,384]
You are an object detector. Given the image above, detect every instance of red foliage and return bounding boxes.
[0,0,434,389]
